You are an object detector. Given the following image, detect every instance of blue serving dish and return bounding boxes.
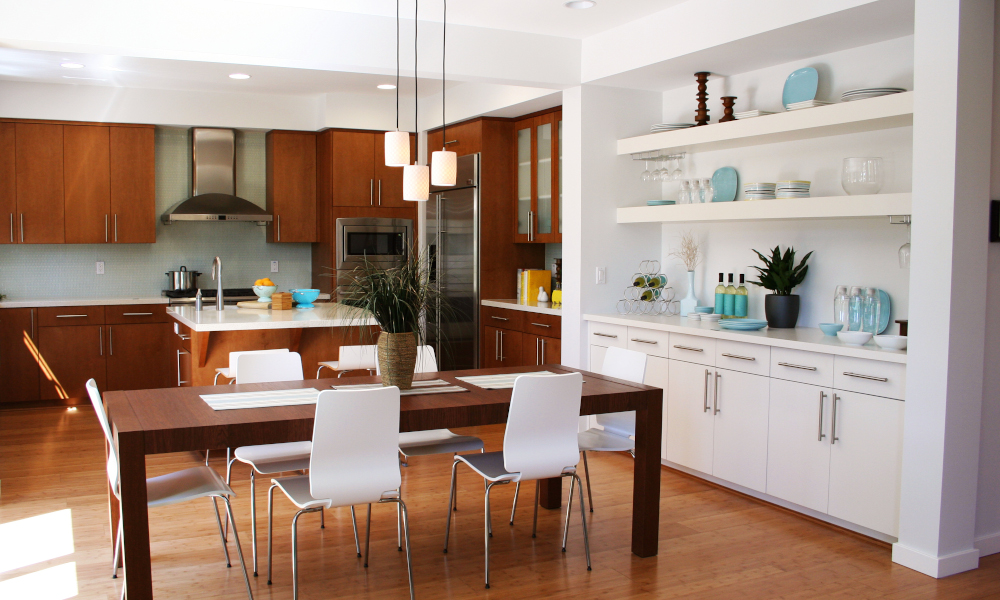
[819,323,843,336]
[782,67,819,108]
[694,306,714,314]
[291,288,320,308]
[711,166,738,202]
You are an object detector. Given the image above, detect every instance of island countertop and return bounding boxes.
[167,302,376,332]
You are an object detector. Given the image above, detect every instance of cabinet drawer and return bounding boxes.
[588,322,627,349]
[833,356,906,400]
[716,340,770,376]
[522,312,561,338]
[106,304,170,324]
[173,321,192,352]
[482,305,523,331]
[668,333,716,366]
[38,305,105,326]
[771,347,835,387]
[626,326,670,359]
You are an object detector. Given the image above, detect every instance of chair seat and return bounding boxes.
[146,466,235,508]
[234,441,312,474]
[399,429,484,457]
[317,361,339,370]
[272,474,398,510]
[578,428,635,453]
[215,367,231,378]
[456,451,577,483]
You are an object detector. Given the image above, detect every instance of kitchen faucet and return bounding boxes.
[211,256,224,310]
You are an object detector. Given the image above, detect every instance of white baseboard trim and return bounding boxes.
[975,531,1000,556]
[891,543,980,578]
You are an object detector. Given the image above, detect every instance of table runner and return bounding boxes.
[455,371,557,389]
[201,388,321,410]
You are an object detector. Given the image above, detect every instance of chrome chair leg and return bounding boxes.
[393,498,416,600]
[320,507,325,529]
[582,451,594,512]
[562,473,576,552]
[267,483,276,585]
[111,516,122,578]
[397,496,402,551]
[291,507,320,600]
[532,480,540,538]
[220,494,256,600]
[250,470,257,575]
[205,448,211,466]
[211,496,232,567]
[443,458,459,553]
[574,473,592,571]
[484,481,496,589]
[363,503,372,568]
[351,506,361,557]
[214,372,222,385]
[510,481,520,525]
[222,455,238,543]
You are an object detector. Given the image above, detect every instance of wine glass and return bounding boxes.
[641,160,652,181]
[671,157,683,180]
[655,158,669,181]
[899,223,911,269]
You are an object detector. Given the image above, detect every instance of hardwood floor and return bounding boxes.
[1,406,998,599]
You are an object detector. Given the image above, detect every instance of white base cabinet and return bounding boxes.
[712,368,770,493]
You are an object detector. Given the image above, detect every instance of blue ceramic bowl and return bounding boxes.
[819,323,843,336]
[694,306,714,314]
[291,288,320,308]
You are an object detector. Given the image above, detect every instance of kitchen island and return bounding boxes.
[167,303,378,386]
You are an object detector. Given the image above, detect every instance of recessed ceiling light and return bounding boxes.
[229,73,251,80]
[377,84,397,90]
[564,1,596,8]
[60,62,85,69]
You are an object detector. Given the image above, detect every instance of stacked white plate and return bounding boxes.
[785,99,832,111]
[744,183,776,200]
[776,180,811,198]
[734,109,775,119]
[841,87,906,102]
[650,123,695,132]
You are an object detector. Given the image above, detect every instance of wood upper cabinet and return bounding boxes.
[106,323,174,391]
[110,127,156,243]
[15,123,65,243]
[0,308,41,403]
[513,110,561,243]
[376,134,416,208]
[64,125,111,244]
[325,130,376,207]
[427,119,482,159]
[0,123,14,244]
[266,130,317,243]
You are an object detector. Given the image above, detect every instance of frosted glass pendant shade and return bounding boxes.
[431,150,457,186]
[403,164,430,201]
[384,131,410,167]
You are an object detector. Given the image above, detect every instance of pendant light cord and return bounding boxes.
[441,0,446,150]
[395,0,399,131]
[414,0,418,163]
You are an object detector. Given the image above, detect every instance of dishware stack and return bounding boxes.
[718,318,768,331]
[784,99,832,111]
[650,123,694,133]
[734,109,775,119]
[841,87,906,102]
[775,180,811,199]
[744,183,776,200]
[647,200,676,206]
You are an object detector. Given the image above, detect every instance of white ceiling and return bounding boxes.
[238,0,689,39]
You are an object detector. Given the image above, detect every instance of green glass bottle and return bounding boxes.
[723,273,736,318]
[735,274,748,318]
[714,273,726,315]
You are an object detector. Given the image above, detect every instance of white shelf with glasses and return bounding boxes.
[617,193,911,224]
[618,92,913,156]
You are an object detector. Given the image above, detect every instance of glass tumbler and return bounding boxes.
[862,287,882,334]
[841,157,884,195]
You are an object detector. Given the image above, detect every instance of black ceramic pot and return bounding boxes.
[764,294,800,328]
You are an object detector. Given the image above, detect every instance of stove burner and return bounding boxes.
[163,288,255,299]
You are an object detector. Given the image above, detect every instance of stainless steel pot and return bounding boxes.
[165,266,201,291]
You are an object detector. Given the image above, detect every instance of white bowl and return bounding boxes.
[837,331,873,346]
[701,314,722,320]
[874,335,908,350]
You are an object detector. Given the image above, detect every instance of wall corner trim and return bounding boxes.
[891,543,980,578]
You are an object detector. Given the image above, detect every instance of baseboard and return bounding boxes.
[975,531,1000,556]
[891,543,980,577]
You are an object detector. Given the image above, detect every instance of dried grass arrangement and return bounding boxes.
[669,231,702,272]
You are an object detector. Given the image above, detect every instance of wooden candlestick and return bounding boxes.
[694,72,710,126]
[720,96,737,122]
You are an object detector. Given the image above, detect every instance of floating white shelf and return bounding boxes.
[617,92,914,156]
[617,193,912,224]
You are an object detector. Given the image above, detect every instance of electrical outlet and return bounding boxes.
[96,261,105,275]
[271,261,279,273]
[596,267,606,285]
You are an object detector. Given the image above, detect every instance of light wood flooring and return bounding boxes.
[2,405,999,599]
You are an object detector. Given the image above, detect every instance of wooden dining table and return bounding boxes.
[104,364,663,599]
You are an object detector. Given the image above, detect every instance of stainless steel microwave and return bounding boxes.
[335,217,413,271]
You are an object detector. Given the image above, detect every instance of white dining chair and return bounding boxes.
[267,386,414,600]
[224,351,362,577]
[316,344,378,378]
[86,379,254,600]
[215,348,290,384]
[442,372,590,589]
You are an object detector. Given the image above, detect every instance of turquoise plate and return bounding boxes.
[878,289,891,334]
[782,67,819,108]
[711,167,738,202]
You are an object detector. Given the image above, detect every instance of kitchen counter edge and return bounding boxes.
[482,299,561,316]
[0,297,169,308]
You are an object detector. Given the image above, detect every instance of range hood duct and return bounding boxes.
[161,128,272,224]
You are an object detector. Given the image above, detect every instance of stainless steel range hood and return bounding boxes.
[161,128,273,224]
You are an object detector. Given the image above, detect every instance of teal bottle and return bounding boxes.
[735,274,748,318]
[714,273,726,315]
[723,273,736,317]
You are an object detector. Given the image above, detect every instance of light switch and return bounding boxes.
[96,261,105,275]
[271,261,279,273]
[596,267,606,285]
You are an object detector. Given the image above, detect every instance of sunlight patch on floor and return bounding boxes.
[0,562,78,599]
[0,509,75,574]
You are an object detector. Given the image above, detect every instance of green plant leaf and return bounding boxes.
[750,245,813,295]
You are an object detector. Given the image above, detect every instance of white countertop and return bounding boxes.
[483,299,562,316]
[0,297,169,308]
[584,313,907,364]
[168,302,377,332]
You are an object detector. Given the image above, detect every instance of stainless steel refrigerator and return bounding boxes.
[426,154,479,370]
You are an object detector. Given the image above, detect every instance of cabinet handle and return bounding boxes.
[777,361,817,371]
[831,393,840,444]
[531,322,551,328]
[674,345,704,352]
[9,213,12,243]
[842,371,888,383]
[178,334,191,341]
[631,338,657,345]
[123,312,153,316]
[713,372,721,414]
[108,326,113,356]
[276,215,281,241]
[703,369,710,413]
[177,349,190,386]
[499,330,505,361]
[378,180,382,206]
[99,326,103,356]
[114,214,118,242]
[495,329,500,362]
[721,352,755,361]
[594,332,618,339]
[370,179,374,206]
[444,139,459,145]
[56,314,88,318]
[817,391,827,442]
[541,338,546,364]
[105,214,109,243]
[528,210,534,241]
[491,316,508,321]
[30,308,35,341]
[20,213,24,243]
[536,336,540,366]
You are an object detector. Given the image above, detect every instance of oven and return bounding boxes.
[335,217,413,299]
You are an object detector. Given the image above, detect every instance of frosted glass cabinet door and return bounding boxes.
[666,360,715,474]
[536,121,553,235]
[765,378,833,513]
[827,390,905,536]
[711,368,770,493]
[516,125,531,238]
[642,355,669,461]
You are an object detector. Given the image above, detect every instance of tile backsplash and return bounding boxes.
[0,127,312,300]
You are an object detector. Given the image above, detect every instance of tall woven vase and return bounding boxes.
[377,331,418,390]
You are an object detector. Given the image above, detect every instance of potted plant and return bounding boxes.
[338,251,446,390]
[749,245,813,328]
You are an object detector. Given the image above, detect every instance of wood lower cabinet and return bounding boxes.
[266,130,317,242]
[15,123,65,243]
[106,323,174,391]
[37,324,106,401]
[522,333,560,367]
[482,326,522,368]
[0,308,41,403]
[480,305,560,369]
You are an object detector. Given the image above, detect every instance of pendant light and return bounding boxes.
[403,0,430,201]
[431,0,456,186]
[384,0,410,167]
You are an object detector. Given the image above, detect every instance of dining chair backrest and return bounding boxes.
[309,387,402,506]
[337,345,378,371]
[234,351,304,384]
[503,372,583,481]
[595,347,646,437]
[228,348,289,376]
[375,344,437,375]
[86,378,120,498]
